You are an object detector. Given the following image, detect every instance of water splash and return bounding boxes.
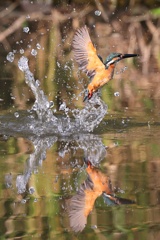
[18,56,57,123]
[72,95,107,132]
[3,56,108,136]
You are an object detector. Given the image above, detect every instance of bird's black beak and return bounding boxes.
[83,89,93,102]
[120,53,139,60]
[83,157,88,165]
[83,89,89,102]
[103,193,136,206]
[83,95,88,102]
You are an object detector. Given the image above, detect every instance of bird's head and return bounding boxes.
[104,53,139,68]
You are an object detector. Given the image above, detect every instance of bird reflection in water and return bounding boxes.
[67,159,135,233]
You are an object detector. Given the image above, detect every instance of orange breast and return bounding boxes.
[88,64,115,92]
[83,168,111,217]
[84,190,100,217]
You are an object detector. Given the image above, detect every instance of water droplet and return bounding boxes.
[23,27,30,33]
[35,80,40,87]
[116,66,128,74]
[20,49,24,54]
[6,52,14,62]
[18,56,28,72]
[95,10,101,16]
[36,43,41,49]
[114,92,120,97]
[119,188,125,193]
[21,199,27,204]
[123,66,127,72]
[29,125,34,130]
[59,102,66,111]
[91,225,97,229]
[31,49,37,56]
[34,169,38,174]
[3,135,8,140]
[64,65,68,70]
[54,175,59,183]
[57,61,61,67]
[14,112,19,118]
[49,101,54,108]
[29,187,35,194]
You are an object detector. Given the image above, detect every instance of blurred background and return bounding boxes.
[0,1,160,239]
[0,0,160,116]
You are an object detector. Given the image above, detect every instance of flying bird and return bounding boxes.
[67,159,135,232]
[73,25,139,101]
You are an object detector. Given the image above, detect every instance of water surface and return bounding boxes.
[0,111,160,239]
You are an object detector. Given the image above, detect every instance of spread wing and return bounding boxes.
[67,176,95,232]
[73,26,105,79]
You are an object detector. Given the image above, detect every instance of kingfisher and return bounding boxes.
[67,159,135,232]
[73,25,139,101]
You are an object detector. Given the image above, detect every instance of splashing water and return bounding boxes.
[116,66,127,74]
[2,56,108,136]
[72,96,107,132]
[18,56,57,123]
